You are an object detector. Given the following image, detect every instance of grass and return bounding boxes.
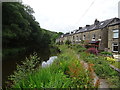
[8,45,94,88]
[8,44,120,88]
[112,61,120,69]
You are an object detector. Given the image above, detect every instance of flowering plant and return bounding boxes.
[106,57,116,63]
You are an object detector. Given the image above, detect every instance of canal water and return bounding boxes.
[2,46,59,88]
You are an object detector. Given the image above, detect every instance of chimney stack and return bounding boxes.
[94,19,99,25]
[79,27,82,30]
[86,25,90,27]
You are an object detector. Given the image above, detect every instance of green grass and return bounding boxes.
[112,61,120,69]
[9,45,94,88]
[9,44,120,88]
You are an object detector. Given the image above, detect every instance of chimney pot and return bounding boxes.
[86,25,90,27]
[79,27,82,30]
[94,19,99,25]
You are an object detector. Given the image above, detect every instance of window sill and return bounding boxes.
[112,51,118,53]
[113,38,118,39]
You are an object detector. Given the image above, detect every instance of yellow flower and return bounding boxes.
[106,57,116,62]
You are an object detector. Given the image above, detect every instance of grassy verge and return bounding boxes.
[69,44,120,88]
[112,61,120,69]
[8,45,94,88]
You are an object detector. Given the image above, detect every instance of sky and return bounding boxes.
[23,0,120,33]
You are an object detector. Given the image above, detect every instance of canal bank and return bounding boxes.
[2,45,60,88]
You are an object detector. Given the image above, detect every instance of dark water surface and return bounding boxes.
[2,47,58,87]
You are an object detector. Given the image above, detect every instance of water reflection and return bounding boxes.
[42,56,57,68]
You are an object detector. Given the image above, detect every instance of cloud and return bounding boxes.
[23,0,119,33]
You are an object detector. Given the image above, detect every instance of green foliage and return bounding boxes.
[71,45,119,88]
[107,76,120,88]
[100,51,113,56]
[7,53,40,87]
[71,44,87,53]
[79,52,118,78]
[9,45,94,88]
[2,2,62,58]
[112,61,120,69]
[3,47,26,58]
[65,40,71,45]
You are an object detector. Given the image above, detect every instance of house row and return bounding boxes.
[56,17,120,53]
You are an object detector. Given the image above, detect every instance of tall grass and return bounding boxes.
[8,45,94,88]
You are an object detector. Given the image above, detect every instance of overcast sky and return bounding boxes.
[23,0,120,33]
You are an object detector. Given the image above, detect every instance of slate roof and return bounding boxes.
[76,18,117,33]
[109,19,120,26]
[62,17,120,37]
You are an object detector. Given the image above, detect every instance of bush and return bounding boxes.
[100,51,112,56]
[72,44,87,53]
[65,40,71,45]
[106,57,116,64]
[87,48,98,55]
[78,47,87,52]
[7,53,40,87]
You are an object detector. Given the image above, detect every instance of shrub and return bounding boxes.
[77,47,87,52]
[72,44,87,53]
[87,48,98,55]
[7,53,40,87]
[65,40,71,45]
[106,57,116,63]
[100,51,113,56]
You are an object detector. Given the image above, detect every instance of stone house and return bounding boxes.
[108,20,120,53]
[56,17,120,53]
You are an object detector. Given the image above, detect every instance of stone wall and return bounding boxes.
[108,25,120,53]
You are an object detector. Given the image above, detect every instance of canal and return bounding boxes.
[2,46,59,88]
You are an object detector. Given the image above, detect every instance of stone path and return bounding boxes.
[77,55,110,88]
[99,79,109,88]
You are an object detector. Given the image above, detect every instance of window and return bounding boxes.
[83,35,85,40]
[76,36,79,41]
[79,38,81,41]
[112,43,118,52]
[98,35,101,41]
[92,34,95,39]
[92,34,95,41]
[73,36,75,41]
[113,30,119,38]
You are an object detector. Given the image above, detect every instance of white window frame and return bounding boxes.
[112,43,118,52]
[92,34,95,41]
[113,30,119,38]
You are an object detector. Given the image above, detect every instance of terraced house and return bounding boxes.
[56,17,120,53]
